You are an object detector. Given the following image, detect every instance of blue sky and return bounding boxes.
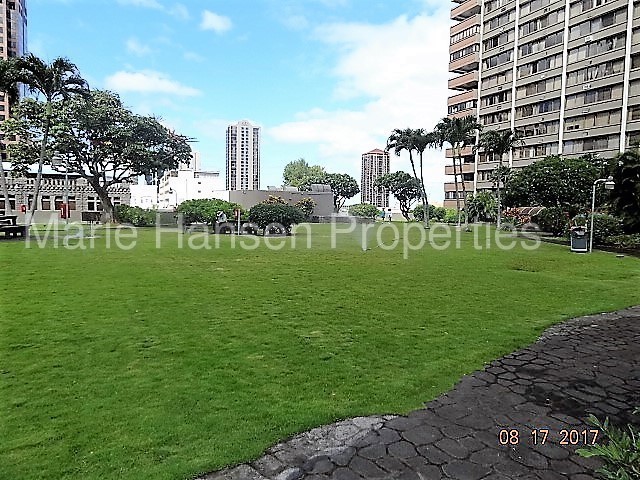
[29,0,450,203]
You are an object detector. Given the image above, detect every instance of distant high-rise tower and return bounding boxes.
[1,0,27,122]
[361,149,390,208]
[226,120,260,191]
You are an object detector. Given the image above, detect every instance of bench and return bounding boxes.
[0,215,27,238]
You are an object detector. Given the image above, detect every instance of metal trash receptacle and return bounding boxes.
[570,226,588,253]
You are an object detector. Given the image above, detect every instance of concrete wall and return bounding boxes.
[227,190,334,217]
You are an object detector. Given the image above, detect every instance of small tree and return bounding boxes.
[375,171,421,221]
[467,192,497,222]
[348,203,380,218]
[248,203,305,235]
[323,173,359,211]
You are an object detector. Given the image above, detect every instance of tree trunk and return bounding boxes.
[452,147,461,228]
[400,201,410,221]
[419,152,429,228]
[458,149,470,231]
[88,178,115,223]
[27,111,51,225]
[496,154,503,230]
[0,159,12,214]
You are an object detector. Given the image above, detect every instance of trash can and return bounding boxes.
[570,226,588,253]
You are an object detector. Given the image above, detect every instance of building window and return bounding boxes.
[41,195,51,210]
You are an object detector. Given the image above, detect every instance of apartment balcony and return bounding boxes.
[449,51,479,74]
[451,14,479,37]
[451,0,481,21]
[448,109,477,119]
[444,181,475,192]
[445,146,475,158]
[449,34,479,56]
[445,163,476,176]
[448,70,478,91]
[447,89,477,108]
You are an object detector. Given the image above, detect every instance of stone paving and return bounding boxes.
[198,307,640,480]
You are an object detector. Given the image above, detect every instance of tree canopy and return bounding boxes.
[609,150,640,233]
[503,155,606,209]
[282,158,325,189]
[323,173,359,211]
[4,90,192,221]
[375,171,421,221]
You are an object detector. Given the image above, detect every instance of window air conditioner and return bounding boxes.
[583,108,591,113]
[585,35,593,42]
[582,83,591,90]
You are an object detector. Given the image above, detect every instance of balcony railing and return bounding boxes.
[451,0,481,21]
[448,71,478,91]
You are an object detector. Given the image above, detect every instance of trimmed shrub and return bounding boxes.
[248,203,305,234]
[577,214,623,245]
[535,207,570,236]
[348,203,381,218]
[115,205,156,227]
[444,208,462,224]
[412,205,447,222]
[176,199,243,225]
[294,197,316,219]
[604,233,640,248]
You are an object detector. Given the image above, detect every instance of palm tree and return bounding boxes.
[15,54,88,223]
[412,129,438,227]
[475,129,523,229]
[0,57,22,214]
[434,115,482,230]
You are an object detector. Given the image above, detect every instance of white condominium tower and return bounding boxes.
[226,120,260,191]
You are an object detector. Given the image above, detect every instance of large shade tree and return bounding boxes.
[434,115,482,230]
[375,171,421,221]
[0,57,22,214]
[282,158,325,189]
[475,129,523,229]
[6,90,192,221]
[609,149,640,233]
[3,55,89,222]
[502,155,603,209]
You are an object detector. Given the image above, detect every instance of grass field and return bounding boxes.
[2,223,639,480]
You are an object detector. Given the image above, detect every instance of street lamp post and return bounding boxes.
[589,176,615,253]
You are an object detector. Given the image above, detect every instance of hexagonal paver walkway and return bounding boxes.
[197,307,640,480]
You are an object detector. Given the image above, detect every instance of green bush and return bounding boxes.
[444,208,462,224]
[348,203,381,218]
[294,197,316,219]
[115,205,156,227]
[176,199,243,225]
[604,233,640,249]
[467,192,497,222]
[412,204,445,222]
[248,203,305,234]
[578,214,623,245]
[535,207,569,236]
[577,410,640,480]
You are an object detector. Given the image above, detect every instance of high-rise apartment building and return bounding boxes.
[445,0,640,208]
[226,120,260,191]
[1,0,27,122]
[361,148,390,208]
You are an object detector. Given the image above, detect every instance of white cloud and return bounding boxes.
[126,38,151,56]
[117,0,163,9]
[184,51,205,62]
[104,70,201,97]
[268,8,451,202]
[117,0,189,19]
[168,3,190,20]
[200,10,233,34]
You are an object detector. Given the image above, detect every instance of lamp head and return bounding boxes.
[605,177,615,190]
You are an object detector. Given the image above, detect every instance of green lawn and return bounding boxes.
[1,224,639,480]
